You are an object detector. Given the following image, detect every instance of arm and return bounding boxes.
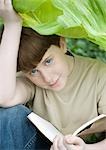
[50,134,106,150]
[0,0,30,107]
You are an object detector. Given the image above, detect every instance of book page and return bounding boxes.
[27,112,62,142]
[73,114,106,136]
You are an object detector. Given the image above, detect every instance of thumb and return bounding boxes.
[65,135,84,145]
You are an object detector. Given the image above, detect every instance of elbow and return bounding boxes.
[0,88,15,100]
[0,93,14,107]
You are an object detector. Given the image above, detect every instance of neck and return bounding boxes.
[66,54,75,77]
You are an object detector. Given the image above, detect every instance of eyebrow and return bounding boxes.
[42,55,52,64]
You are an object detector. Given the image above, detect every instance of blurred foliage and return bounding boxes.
[67,38,106,63]
[0,25,3,43]
[0,24,3,32]
[82,132,105,144]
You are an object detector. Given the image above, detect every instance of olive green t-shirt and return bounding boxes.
[18,55,106,135]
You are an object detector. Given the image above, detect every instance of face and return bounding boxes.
[25,42,70,91]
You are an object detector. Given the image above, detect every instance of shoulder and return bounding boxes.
[74,54,99,64]
[74,54,106,71]
[16,71,36,97]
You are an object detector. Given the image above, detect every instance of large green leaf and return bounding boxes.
[0,0,106,50]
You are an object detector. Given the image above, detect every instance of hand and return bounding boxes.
[50,134,86,150]
[0,0,22,25]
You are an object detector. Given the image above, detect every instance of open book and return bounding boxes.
[27,112,106,142]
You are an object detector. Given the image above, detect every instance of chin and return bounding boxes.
[51,83,65,91]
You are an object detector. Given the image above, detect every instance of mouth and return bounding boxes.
[49,76,60,88]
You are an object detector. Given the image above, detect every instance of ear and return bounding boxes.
[59,37,67,53]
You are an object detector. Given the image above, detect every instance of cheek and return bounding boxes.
[55,63,65,73]
[26,75,37,84]
[25,75,43,86]
[30,77,38,84]
[30,77,44,86]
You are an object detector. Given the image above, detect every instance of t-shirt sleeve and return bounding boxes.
[97,63,106,114]
[16,71,35,102]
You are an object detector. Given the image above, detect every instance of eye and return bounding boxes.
[45,58,53,66]
[30,68,39,76]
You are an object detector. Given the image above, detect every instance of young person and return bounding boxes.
[0,0,106,149]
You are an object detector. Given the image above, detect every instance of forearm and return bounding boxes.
[0,23,22,101]
[86,139,106,150]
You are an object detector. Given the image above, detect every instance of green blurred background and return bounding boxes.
[66,38,106,63]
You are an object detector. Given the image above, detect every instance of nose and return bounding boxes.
[40,69,52,83]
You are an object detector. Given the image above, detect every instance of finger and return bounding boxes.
[63,136,74,150]
[53,135,61,150]
[65,135,84,146]
[50,145,54,150]
[0,0,5,8]
[66,144,76,150]
[4,0,13,9]
[4,0,12,5]
[53,135,66,150]
[58,136,67,150]
[0,0,5,17]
